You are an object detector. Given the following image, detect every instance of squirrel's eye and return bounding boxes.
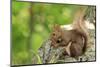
[52,33,56,36]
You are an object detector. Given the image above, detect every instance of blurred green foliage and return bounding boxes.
[12,0,83,65]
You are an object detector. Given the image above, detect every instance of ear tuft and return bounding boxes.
[53,24,61,31]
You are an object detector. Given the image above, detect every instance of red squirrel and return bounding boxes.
[50,6,88,57]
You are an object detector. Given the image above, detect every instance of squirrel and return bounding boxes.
[50,6,88,57]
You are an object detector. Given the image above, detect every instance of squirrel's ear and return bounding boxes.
[53,24,61,31]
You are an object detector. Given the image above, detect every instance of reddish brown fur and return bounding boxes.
[50,24,87,57]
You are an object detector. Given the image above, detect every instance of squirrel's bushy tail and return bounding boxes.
[72,6,89,53]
